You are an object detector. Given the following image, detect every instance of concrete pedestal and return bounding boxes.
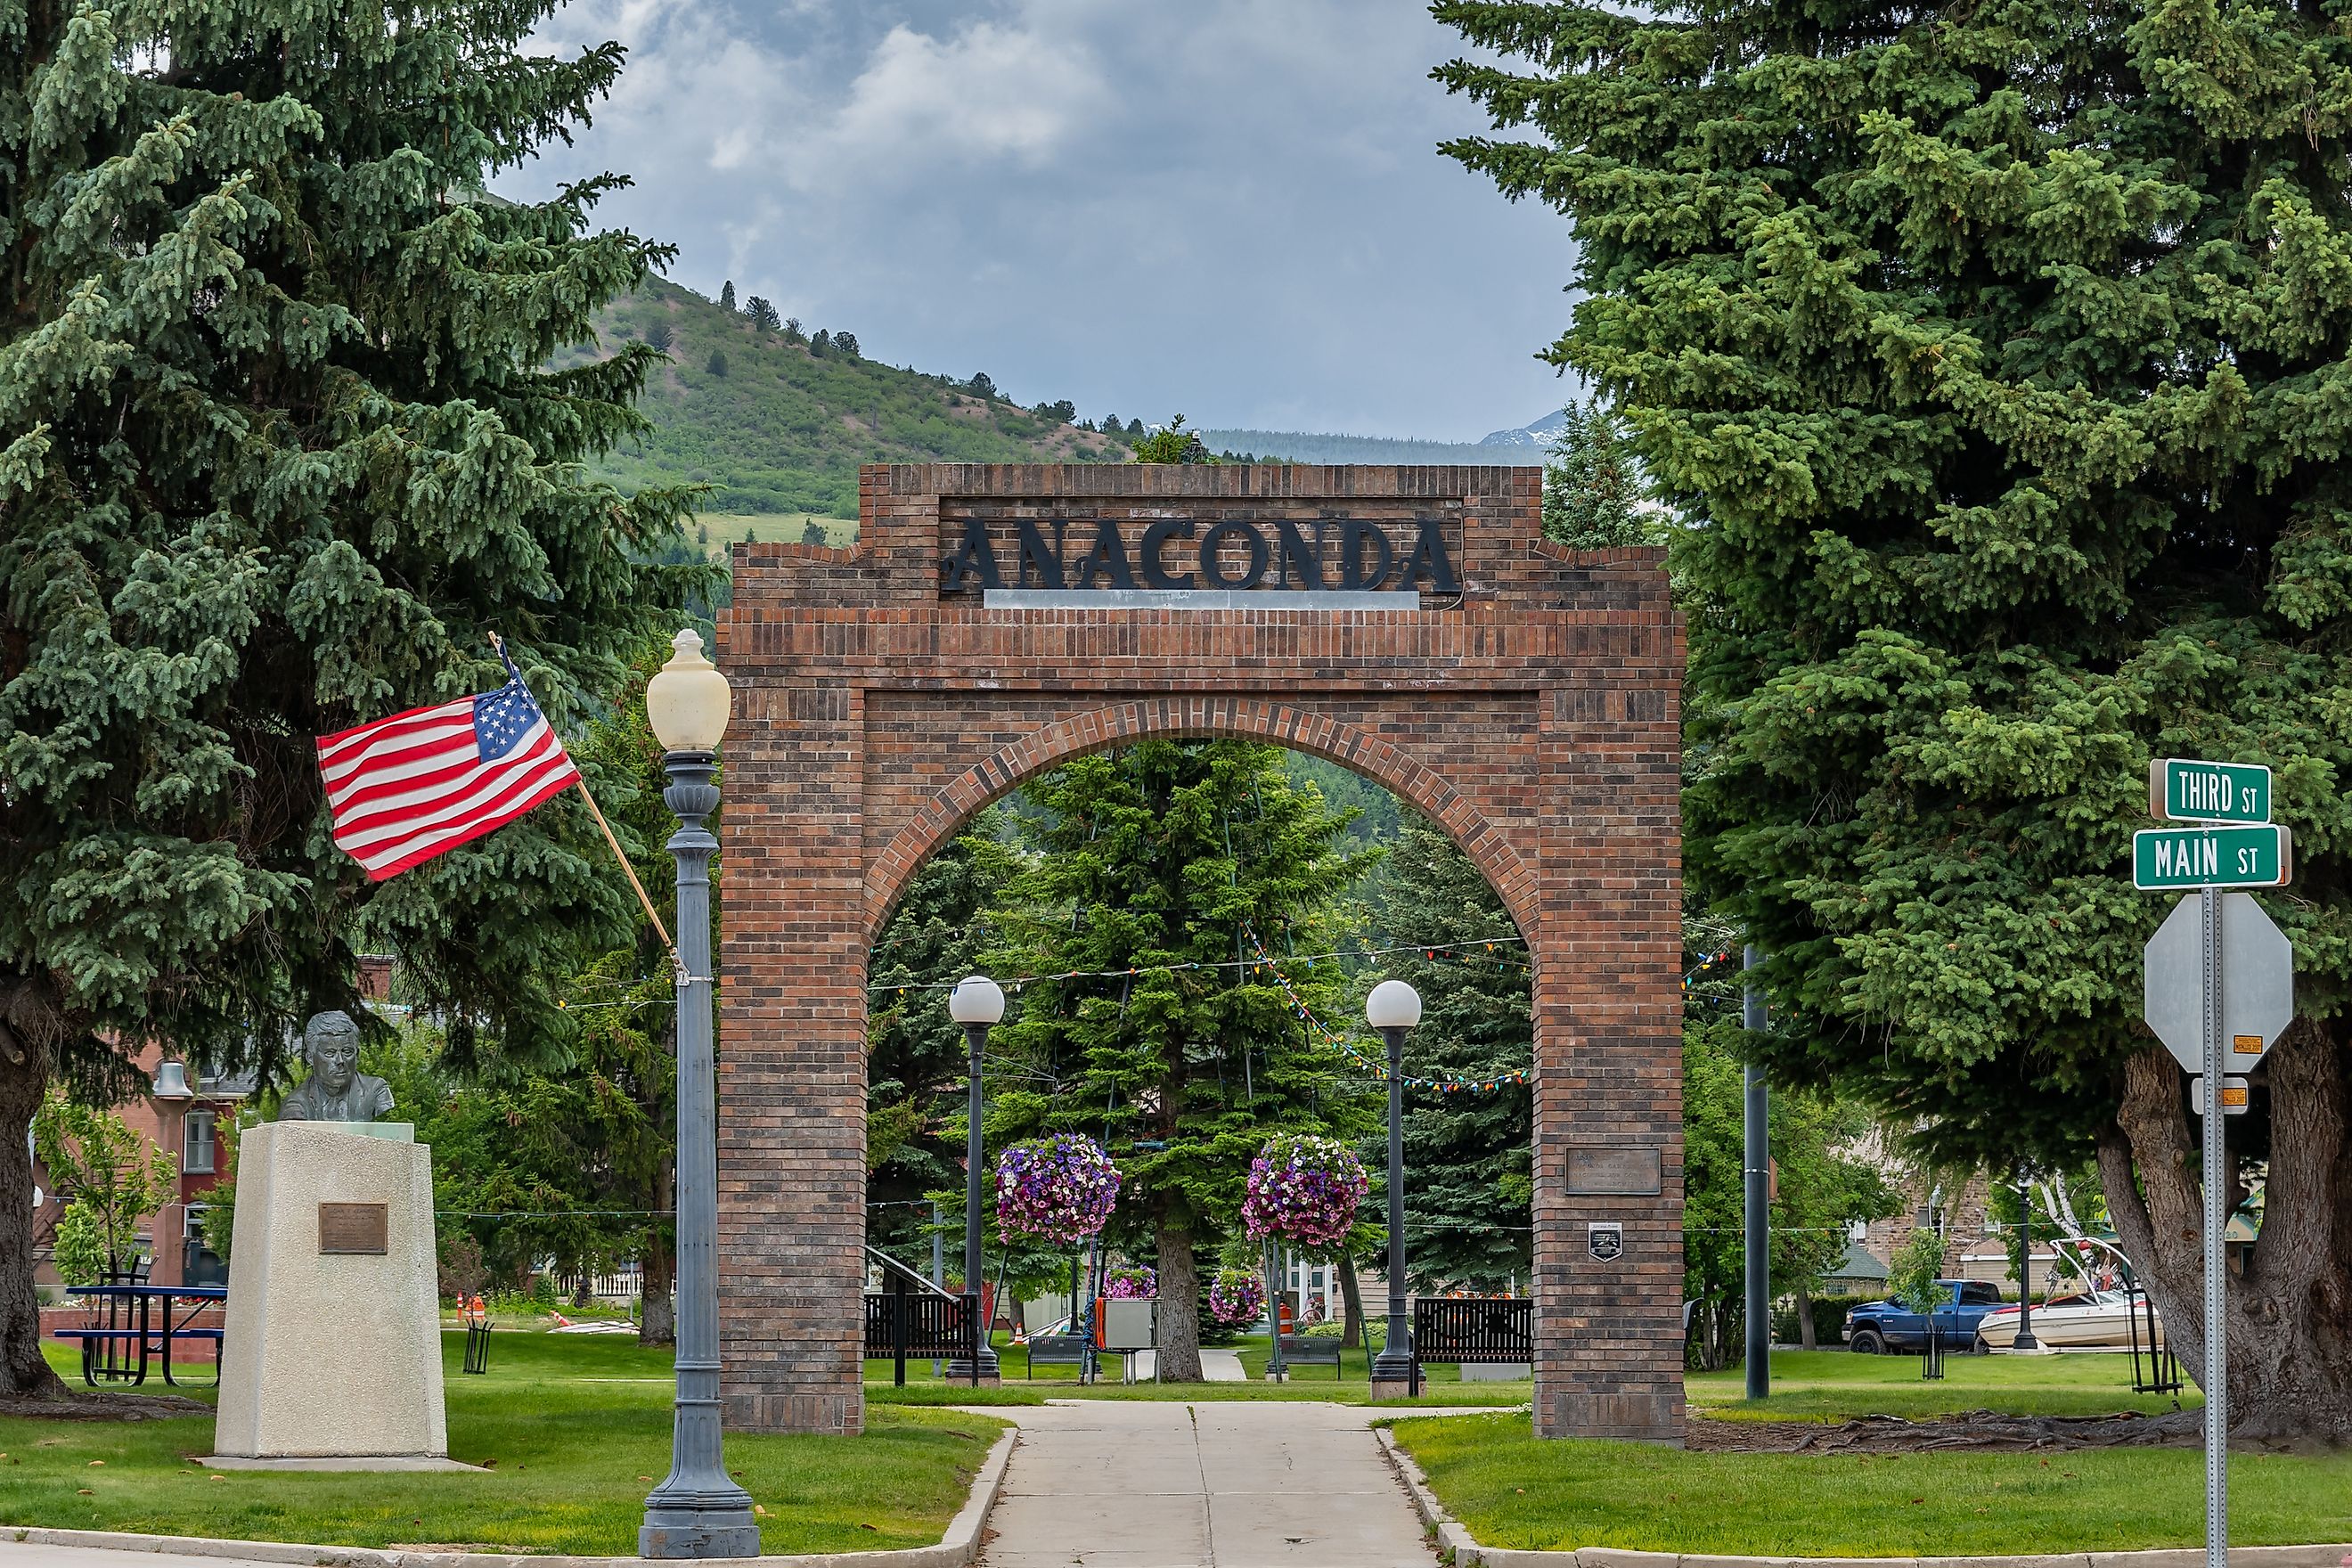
[214,1122,446,1459]
[1368,1377,1415,1401]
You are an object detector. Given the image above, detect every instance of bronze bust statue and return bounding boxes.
[278,1010,394,1123]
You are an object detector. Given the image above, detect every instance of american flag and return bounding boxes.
[316,655,581,881]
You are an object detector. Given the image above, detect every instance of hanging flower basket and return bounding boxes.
[1104,1264,1157,1299]
[1208,1267,1266,1327]
[1243,1132,1369,1250]
[995,1132,1121,1243]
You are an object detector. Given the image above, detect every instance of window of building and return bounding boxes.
[184,1110,216,1174]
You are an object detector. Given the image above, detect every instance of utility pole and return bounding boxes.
[1743,944,1770,1401]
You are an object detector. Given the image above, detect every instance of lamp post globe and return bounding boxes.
[948,976,1003,1384]
[1366,980,1421,1399]
[1365,979,1422,1031]
[646,629,730,753]
[641,628,757,1559]
[949,975,1005,1026]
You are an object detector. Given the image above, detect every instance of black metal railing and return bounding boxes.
[862,1273,979,1386]
[1412,1297,1533,1368]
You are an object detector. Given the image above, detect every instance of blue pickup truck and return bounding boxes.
[1844,1279,2006,1353]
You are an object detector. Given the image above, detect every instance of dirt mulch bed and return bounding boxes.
[0,1388,209,1421]
[1690,1409,2207,1453]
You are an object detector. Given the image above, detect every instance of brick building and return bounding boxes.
[716,464,1685,1440]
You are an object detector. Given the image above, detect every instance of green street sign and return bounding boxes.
[2149,758,2271,823]
[2133,824,2293,890]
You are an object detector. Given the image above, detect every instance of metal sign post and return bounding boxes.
[2136,756,2295,1568]
[2198,886,2227,1568]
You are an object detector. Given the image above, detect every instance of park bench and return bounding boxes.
[1277,1335,1347,1379]
[1020,1333,1089,1379]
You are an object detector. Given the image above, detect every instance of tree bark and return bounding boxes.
[1797,1281,1817,1351]
[0,1017,63,1397]
[1337,1252,1365,1349]
[638,1163,676,1347]
[2102,1025,2352,1443]
[1156,1223,1205,1381]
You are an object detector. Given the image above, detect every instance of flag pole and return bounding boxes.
[488,633,684,977]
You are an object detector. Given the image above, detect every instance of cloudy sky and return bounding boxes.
[507,2,1580,441]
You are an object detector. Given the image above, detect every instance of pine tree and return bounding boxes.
[1541,397,1649,548]
[865,824,1024,1269]
[0,2,698,1392]
[981,742,1381,1380]
[719,280,737,313]
[743,296,780,331]
[1363,817,1533,1291]
[1439,0,2352,1437]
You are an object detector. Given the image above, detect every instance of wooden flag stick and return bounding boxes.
[487,632,682,977]
[573,774,680,969]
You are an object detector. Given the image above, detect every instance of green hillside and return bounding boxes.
[556,276,1130,521]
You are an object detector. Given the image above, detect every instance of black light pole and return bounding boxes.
[1365,979,1422,1399]
[947,976,1003,1384]
[1742,944,1770,1401]
[640,630,758,1560]
[2013,1170,2040,1352]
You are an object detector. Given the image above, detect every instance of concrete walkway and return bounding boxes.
[1129,1347,1246,1382]
[979,1401,1433,1568]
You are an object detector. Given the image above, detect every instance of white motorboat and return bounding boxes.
[1976,1288,2164,1350]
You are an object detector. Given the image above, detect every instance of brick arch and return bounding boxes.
[863,698,1538,946]
[716,463,1684,1447]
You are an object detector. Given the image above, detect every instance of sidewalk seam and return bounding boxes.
[0,1427,1021,1568]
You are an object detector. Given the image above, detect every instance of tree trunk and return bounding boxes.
[1156,1223,1205,1381]
[639,1164,676,1347]
[0,1025,63,1397]
[2101,1024,2352,1444]
[1797,1281,1817,1351]
[640,1243,676,1346]
[1337,1252,1365,1349]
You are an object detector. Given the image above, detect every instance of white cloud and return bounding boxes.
[826,22,1107,173]
[509,1,1577,439]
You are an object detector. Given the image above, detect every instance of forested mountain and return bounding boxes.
[555,276,1130,524]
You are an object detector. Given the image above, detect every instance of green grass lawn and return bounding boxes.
[1691,1348,2203,1423]
[693,512,856,553]
[4,1333,1000,1556]
[863,1330,1531,1407]
[1391,1410,2352,1556]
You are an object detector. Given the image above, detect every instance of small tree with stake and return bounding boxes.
[1889,1227,1949,1382]
[34,1093,177,1287]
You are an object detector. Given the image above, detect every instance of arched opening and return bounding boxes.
[859,729,1539,1389]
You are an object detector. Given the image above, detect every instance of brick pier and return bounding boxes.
[715,463,1684,1441]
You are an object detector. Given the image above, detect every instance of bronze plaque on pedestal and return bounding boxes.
[1563,1145,1663,1196]
[318,1202,388,1254]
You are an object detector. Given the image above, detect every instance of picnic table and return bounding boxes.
[53,1283,226,1388]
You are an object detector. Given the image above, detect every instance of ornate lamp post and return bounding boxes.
[641,629,759,1561]
[1365,979,1421,1399]
[946,976,1003,1384]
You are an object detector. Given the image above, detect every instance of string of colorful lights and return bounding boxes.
[1240,928,1533,1095]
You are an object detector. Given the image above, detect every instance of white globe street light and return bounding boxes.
[641,629,757,1559]
[948,976,1005,1383]
[1367,979,1423,1396]
[1365,979,1422,1031]
[646,630,731,753]
[949,975,1006,1025]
